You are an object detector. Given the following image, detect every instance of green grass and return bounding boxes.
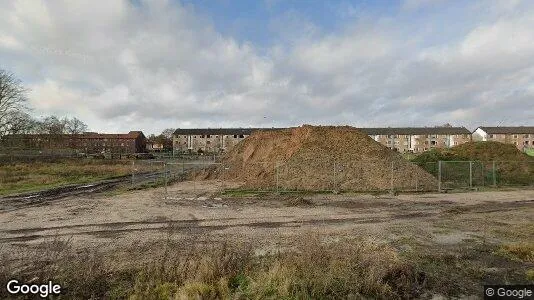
[526,148,534,157]
[0,159,137,196]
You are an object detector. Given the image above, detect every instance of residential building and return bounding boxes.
[359,127,472,153]
[146,141,165,152]
[0,131,147,154]
[173,126,472,154]
[173,128,281,154]
[473,127,534,151]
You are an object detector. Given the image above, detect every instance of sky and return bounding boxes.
[1,0,533,135]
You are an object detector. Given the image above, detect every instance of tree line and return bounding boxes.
[0,69,88,137]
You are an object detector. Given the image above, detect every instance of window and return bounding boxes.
[200,135,205,138]
[431,141,436,145]
[233,135,237,138]
[207,135,211,138]
[513,135,518,138]
[489,134,494,138]
[525,141,530,145]
[239,135,244,138]
[207,141,211,144]
[524,134,530,138]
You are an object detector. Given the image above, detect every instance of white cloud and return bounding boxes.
[1,0,534,134]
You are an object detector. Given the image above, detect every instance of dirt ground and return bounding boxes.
[1,180,533,296]
[1,180,533,249]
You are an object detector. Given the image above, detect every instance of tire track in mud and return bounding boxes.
[0,171,182,212]
[0,211,438,243]
[2,197,532,243]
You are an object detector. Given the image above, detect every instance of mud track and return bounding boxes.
[3,199,532,243]
[0,171,173,211]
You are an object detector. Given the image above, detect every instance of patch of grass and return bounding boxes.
[0,159,162,196]
[495,243,534,263]
[0,235,426,299]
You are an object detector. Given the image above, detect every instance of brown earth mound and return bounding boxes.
[449,141,533,161]
[205,125,438,191]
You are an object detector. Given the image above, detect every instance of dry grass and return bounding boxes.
[0,159,134,195]
[496,243,534,263]
[0,234,426,300]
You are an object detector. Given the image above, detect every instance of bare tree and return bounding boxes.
[39,116,65,134]
[161,128,175,139]
[65,117,88,134]
[0,69,29,138]
[3,111,37,135]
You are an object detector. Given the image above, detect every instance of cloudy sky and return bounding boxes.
[1,0,533,134]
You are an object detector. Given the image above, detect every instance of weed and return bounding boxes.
[495,243,534,263]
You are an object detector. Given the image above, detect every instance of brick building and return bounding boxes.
[473,127,534,151]
[359,127,472,153]
[0,131,146,155]
[173,128,282,154]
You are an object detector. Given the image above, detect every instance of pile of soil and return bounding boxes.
[412,141,534,185]
[202,125,437,191]
[413,141,533,164]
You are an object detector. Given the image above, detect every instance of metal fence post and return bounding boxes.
[333,161,336,192]
[164,162,168,200]
[438,161,442,192]
[390,161,394,194]
[469,161,473,189]
[275,162,279,193]
[131,160,135,188]
[492,161,497,187]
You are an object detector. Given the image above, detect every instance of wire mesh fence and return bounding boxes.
[2,155,532,199]
[420,160,534,191]
[131,159,534,197]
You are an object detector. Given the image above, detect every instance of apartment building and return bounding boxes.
[473,127,534,151]
[359,127,472,153]
[173,128,281,154]
[0,131,147,154]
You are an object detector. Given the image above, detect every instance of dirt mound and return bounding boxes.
[413,141,533,164]
[451,142,533,161]
[210,125,437,191]
[412,141,534,185]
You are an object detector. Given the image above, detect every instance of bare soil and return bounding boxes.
[198,125,438,191]
[1,180,533,297]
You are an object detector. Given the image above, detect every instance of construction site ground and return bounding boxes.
[1,180,533,296]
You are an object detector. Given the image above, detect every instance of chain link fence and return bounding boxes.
[133,159,534,196]
[420,160,534,191]
[219,160,534,194]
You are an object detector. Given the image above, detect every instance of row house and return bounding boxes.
[359,127,472,153]
[173,127,472,154]
[473,127,534,151]
[173,128,281,154]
